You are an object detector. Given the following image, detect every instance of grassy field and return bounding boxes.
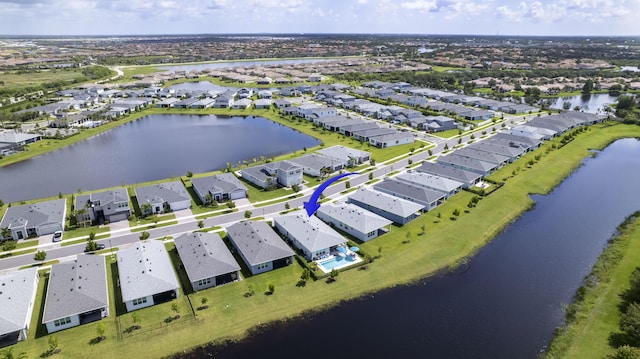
[6,121,640,359]
[0,69,87,92]
[542,213,640,359]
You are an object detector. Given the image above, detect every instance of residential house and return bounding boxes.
[0,268,39,345]
[135,181,191,215]
[348,188,423,225]
[254,99,272,109]
[273,99,292,109]
[0,131,42,155]
[174,232,241,291]
[316,202,392,242]
[117,240,180,312]
[240,161,303,189]
[307,107,337,120]
[226,221,295,275]
[369,132,415,148]
[453,148,510,167]
[416,161,483,188]
[467,140,525,162]
[290,153,342,177]
[232,98,252,109]
[316,145,371,168]
[42,255,109,333]
[395,172,464,199]
[273,213,346,261]
[0,199,66,241]
[374,179,446,211]
[191,173,248,204]
[296,104,321,118]
[437,153,498,177]
[74,188,130,226]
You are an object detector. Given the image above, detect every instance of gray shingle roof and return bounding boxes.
[416,162,482,186]
[468,140,524,158]
[374,179,447,205]
[316,202,392,234]
[0,268,38,336]
[0,199,66,230]
[226,221,294,267]
[75,188,128,209]
[191,173,247,198]
[117,240,180,302]
[135,181,190,205]
[438,153,498,173]
[273,212,346,253]
[290,154,338,172]
[348,188,424,218]
[451,147,510,165]
[174,232,240,283]
[42,255,108,322]
[316,145,371,163]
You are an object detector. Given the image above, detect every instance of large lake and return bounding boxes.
[0,115,320,202]
[183,139,640,359]
[158,58,339,73]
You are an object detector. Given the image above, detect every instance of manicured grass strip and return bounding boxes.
[14,239,39,250]
[19,260,59,270]
[0,248,37,258]
[542,212,640,359]
[130,220,179,233]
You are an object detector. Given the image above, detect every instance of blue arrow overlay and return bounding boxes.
[303,172,359,217]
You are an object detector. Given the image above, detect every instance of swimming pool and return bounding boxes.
[317,255,361,273]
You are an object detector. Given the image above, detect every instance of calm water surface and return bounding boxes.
[158,58,338,72]
[0,115,319,202]
[550,93,618,113]
[183,139,640,359]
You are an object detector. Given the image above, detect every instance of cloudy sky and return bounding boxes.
[0,0,638,36]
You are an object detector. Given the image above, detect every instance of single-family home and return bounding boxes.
[226,221,295,275]
[437,153,498,177]
[240,161,303,189]
[348,188,423,225]
[155,98,180,108]
[117,240,180,312]
[369,132,415,148]
[492,132,542,150]
[307,107,337,120]
[191,173,248,204]
[0,268,39,344]
[316,145,371,168]
[468,140,525,162]
[296,104,321,118]
[0,131,42,154]
[395,172,464,199]
[254,99,272,109]
[237,88,254,99]
[290,153,343,177]
[74,188,131,226]
[274,99,292,109]
[453,148,510,167]
[42,255,109,333]
[374,179,446,212]
[232,98,252,109]
[135,181,191,216]
[273,212,347,261]
[416,161,483,188]
[174,232,241,291]
[316,202,392,242]
[0,199,66,241]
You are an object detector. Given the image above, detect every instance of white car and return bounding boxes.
[52,231,63,242]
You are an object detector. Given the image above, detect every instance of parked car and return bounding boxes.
[52,231,63,242]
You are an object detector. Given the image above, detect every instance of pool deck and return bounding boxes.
[316,251,363,273]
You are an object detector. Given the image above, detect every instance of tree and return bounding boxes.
[452,209,460,217]
[186,171,193,178]
[345,180,351,189]
[226,200,236,209]
[625,268,640,304]
[0,198,4,208]
[292,184,300,193]
[96,322,106,341]
[621,302,640,345]
[48,335,59,354]
[200,297,209,309]
[2,240,16,252]
[268,284,275,294]
[329,269,339,282]
[197,220,204,228]
[88,232,96,241]
[300,268,310,284]
[139,231,150,241]
[582,79,594,94]
[244,210,252,219]
[617,95,638,118]
[171,303,180,319]
[368,172,374,180]
[284,202,290,210]
[605,345,640,359]
[0,227,10,240]
[370,158,376,166]
[34,250,46,262]
[85,239,98,252]
[444,143,449,151]
[140,203,152,217]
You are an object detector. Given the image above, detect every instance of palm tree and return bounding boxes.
[1,227,11,240]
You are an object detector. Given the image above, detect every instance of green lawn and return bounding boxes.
[0,68,89,93]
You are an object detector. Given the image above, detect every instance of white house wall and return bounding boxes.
[45,314,80,334]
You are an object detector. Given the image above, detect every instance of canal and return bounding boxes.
[180,138,640,359]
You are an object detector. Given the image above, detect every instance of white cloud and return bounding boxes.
[401,0,437,11]
[495,0,635,24]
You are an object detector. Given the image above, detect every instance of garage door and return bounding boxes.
[108,212,128,223]
[38,223,61,236]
